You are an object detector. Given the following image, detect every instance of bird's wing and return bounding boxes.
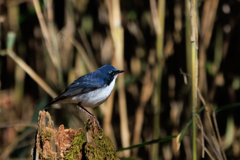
[45,75,104,107]
[61,80,101,97]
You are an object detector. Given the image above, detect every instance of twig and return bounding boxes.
[180,69,190,85]
[6,50,57,98]
[196,140,215,160]
[196,118,222,160]
[46,0,64,90]
[196,115,205,158]
[197,88,206,105]
[205,106,217,137]
[78,28,98,69]
[32,0,57,68]
[68,37,96,72]
[212,112,227,160]
[180,71,206,107]
[204,147,216,160]
[149,0,161,36]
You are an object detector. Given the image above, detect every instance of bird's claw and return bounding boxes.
[88,116,102,130]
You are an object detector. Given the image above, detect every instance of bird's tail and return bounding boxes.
[44,96,65,108]
[44,98,58,108]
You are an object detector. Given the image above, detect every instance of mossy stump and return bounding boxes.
[32,110,119,160]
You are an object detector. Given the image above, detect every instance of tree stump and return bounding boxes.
[32,110,119,160]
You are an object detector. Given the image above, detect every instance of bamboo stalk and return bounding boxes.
[149,0,165,159]
[132,70,154,156]
[185,0,192,84]
[190,0,198,159]
[14,65,25,104]
[198,0,219,91]
[103,57,118,148]
[103,91,117,145]
[116,20,130,158]
[106,0,130,157]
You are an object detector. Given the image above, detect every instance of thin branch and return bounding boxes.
[212,112,227,160]
[197,88,206,105]
[196,115,205,158]
[32,0,58,67]
[205,106,217,137]
[149,0,161,36]
[68,37,96,72]
[78,28,98,69]
[196,139,215,160]
[204,147,216,160]
[6,50,57,98]
[196,118,222,160]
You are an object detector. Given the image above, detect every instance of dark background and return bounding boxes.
[1,0,240,159]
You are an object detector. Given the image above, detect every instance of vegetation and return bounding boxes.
[1,0,240,159]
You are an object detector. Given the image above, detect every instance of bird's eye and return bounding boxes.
[109,71,114,75]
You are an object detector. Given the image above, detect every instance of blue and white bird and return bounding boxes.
[45,65,124,128]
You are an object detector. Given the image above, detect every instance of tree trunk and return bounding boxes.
[32,110,119,160]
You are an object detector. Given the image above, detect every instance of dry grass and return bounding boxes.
[1,0,240,159]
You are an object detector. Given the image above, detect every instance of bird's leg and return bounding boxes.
[77,103,101,129]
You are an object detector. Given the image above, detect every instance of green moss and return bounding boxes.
[39,129,52,159]
[64,119,119,160]
[85,130,120,160]
[41,129,51,141]
[46,131,51,137]
[65,129,86,160]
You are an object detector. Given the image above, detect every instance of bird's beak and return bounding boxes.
[115,70,124,74]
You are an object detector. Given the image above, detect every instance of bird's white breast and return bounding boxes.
[70,75,118,108]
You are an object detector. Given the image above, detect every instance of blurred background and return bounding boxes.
[1,0,240,159]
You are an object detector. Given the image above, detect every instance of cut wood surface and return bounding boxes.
[32,110,119,160]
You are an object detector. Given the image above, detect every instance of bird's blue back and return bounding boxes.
[61,65,118,97]
[45,65,120,107]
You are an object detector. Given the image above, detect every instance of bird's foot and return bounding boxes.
[88,116,102,130]
[76,104,102,130]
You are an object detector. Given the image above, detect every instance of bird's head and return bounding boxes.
[98,65,124,77]
[97,65,124,85]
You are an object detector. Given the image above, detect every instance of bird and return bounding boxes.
[45,65,124,128]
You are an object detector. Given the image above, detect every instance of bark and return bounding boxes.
[32,110,119,160]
